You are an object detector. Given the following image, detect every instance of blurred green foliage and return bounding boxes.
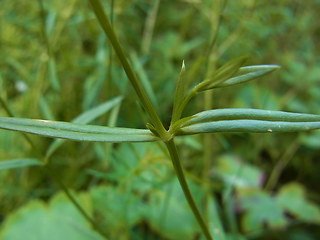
[1,0,320,239]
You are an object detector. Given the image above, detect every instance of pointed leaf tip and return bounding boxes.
[215,64,280,88]
[197,55,249,92]
[182,60,186,69]
[171,60,188,124]
[0,117,159,143]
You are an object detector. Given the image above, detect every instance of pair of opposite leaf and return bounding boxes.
[1,57,320,143]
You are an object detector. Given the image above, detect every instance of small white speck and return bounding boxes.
[267,128,273,132]
[15,80,28,92]
[37,120,52,123]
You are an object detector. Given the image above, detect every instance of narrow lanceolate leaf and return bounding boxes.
[196,56,248,92]
[171,61,187,123]
[178,119,320,135]
[46,96,123,158]
[213,65,280,88]
[0,117,159,142]
[170,57,249,126]
[0,158,42,171]
[181,108,320,127]
[72,96,122,123]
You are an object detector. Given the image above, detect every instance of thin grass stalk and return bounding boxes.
[141,0,160,55]
[88,1,213,238]
[106,0,114,100]
[38,0,52,58]
[265,140,300,190]
[88,0,169,139]
[165,139,212,240]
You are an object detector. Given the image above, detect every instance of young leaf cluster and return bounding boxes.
[169,57,280,135]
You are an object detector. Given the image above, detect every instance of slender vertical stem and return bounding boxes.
[265,140,299,190]
[88,0,169,140]
[141,0,160,55]
[88,1,212,238]
[202,91,213,222]
[201,0,226,222]
[165,139,212,240]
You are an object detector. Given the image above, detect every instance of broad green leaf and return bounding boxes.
[0,117,158,143]
[214,65,279,88]
[0,158,42,171]
[90,186,143,237]
[46,96,123,158]
[0,192,104,240]
[181,108,320,127]
[89,143,169,238]
[214,154,263,188]
[178,119,320,135]
[196,56,248,92]
[238,189,286,232]
[102,143,168,192]
[300,131,320,148]
[146,177,204,240]
[276,182,320,224]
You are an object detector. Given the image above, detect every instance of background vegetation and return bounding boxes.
[1,0,320,239]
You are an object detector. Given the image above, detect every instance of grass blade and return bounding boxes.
[181,108,320,127]
[171,61,187,124]
[45,96,123,158]
[215,65,280,88]
[197,56,248,91]
[130,52,159,111]
[179,119,320,135]
[0,117,158,142]
[38,94,55,120]
[73,96,122,123]
[0,158,42,171]
[208,196,227,240]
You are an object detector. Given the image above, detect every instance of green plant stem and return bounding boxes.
[38,0,52,58]
[202,91,213,222]
[88,0,169,140]
[165,139,212,240]
[89,2,212,238]
[265,140,300,190]
[141,0,160,55]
